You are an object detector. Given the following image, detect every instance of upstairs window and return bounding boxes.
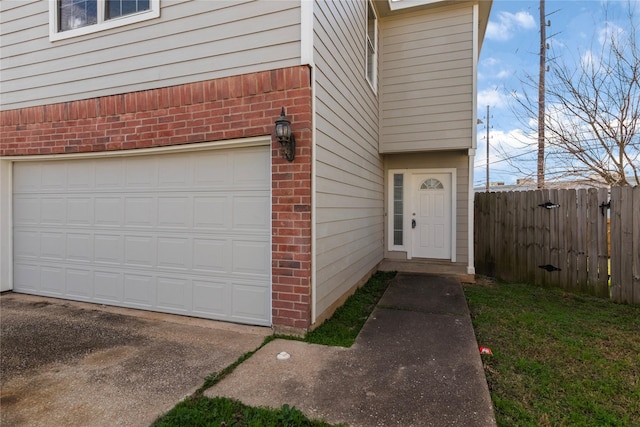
[51,0,159,41]
[366,1,378,91]
[107,0,150,20]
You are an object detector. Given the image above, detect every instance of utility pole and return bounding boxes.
[485,104,490,193]
[537,0,546,189]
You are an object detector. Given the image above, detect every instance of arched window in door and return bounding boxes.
[420,178,444,190]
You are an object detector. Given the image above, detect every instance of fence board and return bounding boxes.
[610,187,622,301]
[519,191,528,282]
[596,188,610,294]
[488,191,497,277]
[474,186,638,305]
[619,186,634,304]
[546,189,558,288]
[534,190,549,286]
[565,190,587,288]
[526,191,537,282]
[586,189,598,293]
[556,189,567,287]
[506,192,517,282]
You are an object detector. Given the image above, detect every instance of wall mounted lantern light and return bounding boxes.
[274,107,295,162]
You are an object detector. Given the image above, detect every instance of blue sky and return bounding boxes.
[476,0,640,187]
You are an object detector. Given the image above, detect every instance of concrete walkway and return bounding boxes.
[206,273,496,426]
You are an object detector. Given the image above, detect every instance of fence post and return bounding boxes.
[633,186,640,304]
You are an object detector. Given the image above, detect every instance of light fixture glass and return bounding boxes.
[274,107,295,162]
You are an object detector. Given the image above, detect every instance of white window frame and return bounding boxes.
[388,169,408,252]
[366,0,378,92]
[49,0,160,42]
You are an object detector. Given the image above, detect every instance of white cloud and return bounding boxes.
[486,11,536,41]
[598,22,624,46]
[482,57,500,67]
[477,87,510,109]
[474,128,539,184]
[496,69,512,79]
[580,50,596,70]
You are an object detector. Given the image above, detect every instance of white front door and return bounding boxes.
[410,173,452,259]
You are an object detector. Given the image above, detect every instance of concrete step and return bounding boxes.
[378,259,475,283]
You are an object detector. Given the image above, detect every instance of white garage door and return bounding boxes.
[12,146,271,326]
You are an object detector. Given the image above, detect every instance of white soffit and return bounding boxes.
[388,0,444,11]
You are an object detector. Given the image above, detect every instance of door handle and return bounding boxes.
[411,219,416,229]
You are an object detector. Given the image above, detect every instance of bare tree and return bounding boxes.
[511,5,640,187]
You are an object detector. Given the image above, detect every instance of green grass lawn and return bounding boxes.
[464,278,640,427]
[152,397,336,427]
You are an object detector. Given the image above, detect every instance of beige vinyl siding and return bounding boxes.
[385,151,470,263]
[313,0,384,319]
[379,4,474,153]
[1,0,302,110]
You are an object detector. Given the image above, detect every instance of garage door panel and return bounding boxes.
[192,280,230,316]
[125,197,155,227]
[67,197,93,225]
[194,153,230,187]
[94,234,122,264]
[95,159,124,189]
[14,263,39,291]
[232,283,270,322]
[125,157,157,188]
[94,271,123,302]
[124,273,155,307]
[67,268,93,298]
[158,197,191,228]
[13,163,40,191]
[157,276,192,312]
[158,155,192,188]
[41,266,65,295]
[95,197,123,226]
[67,161,94,189]
[13,146,271,325]
[41,232,65,259]
[67,233,92,262]
[41,198,66,224]
[13,197,39,224]
[233,196,270,230]
[232,241,270,276]
[14,231,39,258]
[233,150,270,187]
[193,196,229,229]
[124,236,155,267]
[157,237,190,270]
[41,164,66,190]
[192,238,228,272]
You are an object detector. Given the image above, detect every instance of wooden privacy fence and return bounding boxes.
[474,186,640,304]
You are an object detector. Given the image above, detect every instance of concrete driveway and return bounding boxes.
[0,293,270,427]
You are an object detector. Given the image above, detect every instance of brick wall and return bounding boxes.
[0,65,313,330]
